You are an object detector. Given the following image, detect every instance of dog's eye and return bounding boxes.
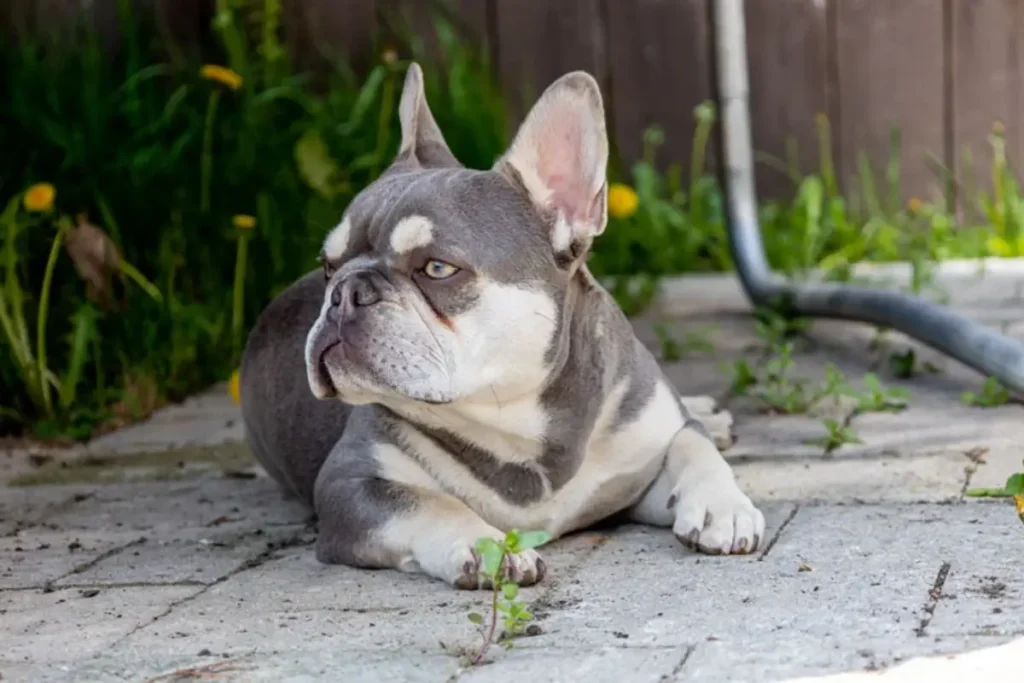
[422,259,460,280]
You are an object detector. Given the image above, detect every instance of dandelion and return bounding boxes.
[607,183,639,220]
[23,183,56,212]
[200,64,243,91]
[1015,495,1024,524]
[233,214,256,230]
[907,197,923,214]
[227,370,241,405]
[198,66,243,213]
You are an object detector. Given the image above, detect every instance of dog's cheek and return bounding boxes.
[447,281,559,395]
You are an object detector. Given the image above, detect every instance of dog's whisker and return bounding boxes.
[489,384,503,413]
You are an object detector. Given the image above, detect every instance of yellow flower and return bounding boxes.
[1014,494,1024,523]
[607,183,639,220]
[987,236,1015,257]
[907,197,923,214]
[233,214,256,230]
[200,64,243,91]
[227,370,241,405]
[23,183,56,212]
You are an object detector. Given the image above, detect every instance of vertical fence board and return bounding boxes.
[155,0,210,45]
[281,0,378,72]
[606,0,712,174]
[835,0,946,204]
[493,0,606,123]
[378,0,490,60]
[951,0,1024,213]
[745,0,828,199]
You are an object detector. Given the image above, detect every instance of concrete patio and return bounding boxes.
[2,263,1023,682]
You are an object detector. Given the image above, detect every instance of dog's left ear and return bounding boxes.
[390,62,461,171]
[494,71,608,256]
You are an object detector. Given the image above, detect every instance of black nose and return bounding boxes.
[328,270,382,318]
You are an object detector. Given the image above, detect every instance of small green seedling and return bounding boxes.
[888,348,940,379]
[856,373,910,412]
[965,465,1024,526]
[804,418,863,451]
[467,529,551,665]
[751,342,813,413]
[889,348,915,378]
[654,323,683,361]
[753,308,811,347]
[961,377,1011,408]
[726,359,758,396]
[654,323,717,362]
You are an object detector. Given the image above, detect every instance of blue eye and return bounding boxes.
[423,259,460,279]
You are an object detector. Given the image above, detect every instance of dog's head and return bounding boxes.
[305,63,609,407]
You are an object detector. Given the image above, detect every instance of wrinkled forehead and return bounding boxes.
[320,168,554,282]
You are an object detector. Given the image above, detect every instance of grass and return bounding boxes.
[3,1,1024,441]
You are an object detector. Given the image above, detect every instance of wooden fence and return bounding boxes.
[7,0,1024,205]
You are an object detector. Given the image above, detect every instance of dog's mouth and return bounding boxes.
[311,338,342,399]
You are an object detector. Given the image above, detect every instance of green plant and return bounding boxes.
[961,377,1011,408]
[805,418,863,451]
[965,465,1024,525]
[855,373,910,412]
[753,307,812,348]
[466,529,551,665]
[0,185,158,429]
[653,322,715,361]
[726,358,758,396]
[0,3,510,438]
[741,342,854,415]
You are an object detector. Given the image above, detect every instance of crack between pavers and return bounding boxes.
[2,578,207,594]
[40,535,148,593]
[757,505,799,561]
[665,644,696,680]
[104,527,315,650]
[915,561,952,637]
[525,535,611,623]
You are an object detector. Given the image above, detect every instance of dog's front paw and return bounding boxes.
[671,475,765,555]
[448,542,547,590]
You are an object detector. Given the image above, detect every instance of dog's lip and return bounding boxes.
[317,339,342,374]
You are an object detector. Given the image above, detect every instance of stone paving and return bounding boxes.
[2,262,1024,682]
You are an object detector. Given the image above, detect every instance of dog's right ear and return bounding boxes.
[387,62,461,172]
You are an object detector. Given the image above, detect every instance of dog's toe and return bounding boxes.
[671,478,765,556]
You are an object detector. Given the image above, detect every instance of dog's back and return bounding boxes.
[239,270,351,505]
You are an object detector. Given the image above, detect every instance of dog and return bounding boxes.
[239,62,765,589]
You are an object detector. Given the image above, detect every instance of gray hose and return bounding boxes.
[712,0,1024,391]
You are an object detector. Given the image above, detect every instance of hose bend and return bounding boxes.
[712,0,1024,391]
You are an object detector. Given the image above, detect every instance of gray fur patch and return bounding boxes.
[312,407,418,567]
[385,411,548,506]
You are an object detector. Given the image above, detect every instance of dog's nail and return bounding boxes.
[675,528,699,550]
[535,557,547,584]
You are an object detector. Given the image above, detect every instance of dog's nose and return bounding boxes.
[328,270,382,318]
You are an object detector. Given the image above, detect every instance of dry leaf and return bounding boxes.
[64,213,124,309]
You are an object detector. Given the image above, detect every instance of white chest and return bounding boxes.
[379,380,685,537]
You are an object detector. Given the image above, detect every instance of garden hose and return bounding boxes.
[712,0,1024,392]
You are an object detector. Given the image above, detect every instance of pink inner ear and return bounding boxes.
[535,120,597,224]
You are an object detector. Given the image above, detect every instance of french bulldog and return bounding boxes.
[240,62,765,589]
